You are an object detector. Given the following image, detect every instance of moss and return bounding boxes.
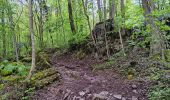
[164,49,170,62]
[0,69,12,76]
[150,53,161,61]
[30,68,59,88]
[31,68,57,81]
[1,75,24,83]
[33,74,59,88]
[22,57,32,63]
[0,84,4,90]
[36,52,51,70]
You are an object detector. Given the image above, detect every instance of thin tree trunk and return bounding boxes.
[103,0,107,20]
[1,9,6,58]
[38,0,44,48]
[27,0,36,80]
[92,0,95,27]
[58,0,66,45]
[120,0,125,36]
[109,0,115,32]
[97,0,103,21]
[67,0,76,34]
[81,0,99,59]
[11,17,19,62]
[7,3,19,62]
[119,29,126,56]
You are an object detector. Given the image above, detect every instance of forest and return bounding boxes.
[0,0,170,99]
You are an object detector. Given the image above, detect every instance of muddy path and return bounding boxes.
[33,54,149,100]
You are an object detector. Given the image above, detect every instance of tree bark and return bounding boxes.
[81,0,99,59]
[103,0,107,20]
[120,0,126,56]
[141,0,165,57]
[1,9,6,58]
[67,0,76,34]
[38,0,44,48]
[97,0,103,21]
[27,0,36,80]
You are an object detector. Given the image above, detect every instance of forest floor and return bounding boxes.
[32,52,150,100]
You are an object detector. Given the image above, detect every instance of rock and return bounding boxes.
[92,91,109,100]
[132,90,138,94]
[113,94,122,100]
[132,96,138,100]
[99,91,109,96]
[63,89,71,100]
[122,97,126,100]
[73,96,85,100]
[132,84,137,89]
[79,91,86,96]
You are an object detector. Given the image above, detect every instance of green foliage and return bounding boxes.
[148,86,170,100]
[128,27,151,48]
[0,60,30,76]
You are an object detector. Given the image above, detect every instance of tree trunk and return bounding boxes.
[27,0,36,80]
[103,0,107,20]
[67,0,76,34]
[1,9,6,58]
[109,0,115,32]
[38,0,44,48]
[97,0,103,21]
[81,0,99,59]
[141,0,165,57]
[92,0,95,27]
[109,0,115,19]
[120,0,126,56]
[120,0,125,36]
[10,16,19,62]
[58,0,66,45]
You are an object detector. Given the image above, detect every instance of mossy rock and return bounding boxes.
[0,69,13,76]
[73,50,86,60]
[0,91,16,100]
[30,68,59,88]
[33,74,59,88]
[1,75,24,83]
[164,49,170,62]
[0,84,4,90]
[21,57,32,63]
[31,68,57,81]
[150,53,161,61]
[36,52,51,70]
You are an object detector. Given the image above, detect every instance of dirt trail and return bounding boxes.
[33,54,149,100]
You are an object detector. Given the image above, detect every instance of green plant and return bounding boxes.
[148,85,170,100]
[0,60,30,76]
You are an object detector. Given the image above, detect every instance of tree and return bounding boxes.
[1,7,6,58]
[97,0,103,21]
[7,2,19,62]
[120,0,126,56]
[27,0,36,80]
[37,0,44,48]
[67,0,76,34]
[141,0,165,57]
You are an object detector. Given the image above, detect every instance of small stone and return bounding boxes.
[132,90,138,94]
[132,84,137,89]
[132,96,138,100]
[122,97,126,100]
[100,91,109,96]
[79,91,86,96]
[113,94,122,100]
[92,91,109,100]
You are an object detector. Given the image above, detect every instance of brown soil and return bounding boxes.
[32,53,149,100]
